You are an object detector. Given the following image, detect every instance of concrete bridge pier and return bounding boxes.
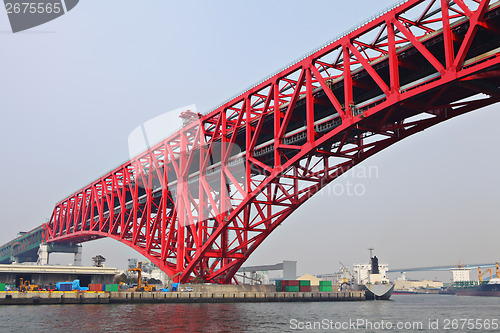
[37,243,83,266]
[37,245,49,265]
[73,246,82,266]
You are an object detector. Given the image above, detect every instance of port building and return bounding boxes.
[0,264,116,288]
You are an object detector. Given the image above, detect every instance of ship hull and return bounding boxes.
[455,284,500,297]
[393,290,419,295]
[456,290,500,297]
[364,283,394,300]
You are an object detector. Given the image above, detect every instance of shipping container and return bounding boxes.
[56,282,73,291]
[105,284,119,292]
[299,285,311,292]
[0,283,5,291]
[88,284,102,292]
[285,285,300,292]
[287,280,300,287]
[299,280,310,286]
[319,286,333,292]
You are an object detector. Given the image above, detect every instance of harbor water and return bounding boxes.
[1,294,499,332]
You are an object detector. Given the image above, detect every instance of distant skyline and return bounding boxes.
[0,0,498,282]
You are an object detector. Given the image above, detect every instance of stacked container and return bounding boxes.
[319,280,332,292]
[281,280,288,291]
[275,280,283,292]
[0,283,5,291]
[299,280,311,292]
[284,280,300,292]
[278,280,314,292]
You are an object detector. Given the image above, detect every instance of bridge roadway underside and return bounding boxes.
[33,0,500,283]
[0,239,81,265]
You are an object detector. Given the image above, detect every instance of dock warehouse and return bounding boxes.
[0,264,116,288]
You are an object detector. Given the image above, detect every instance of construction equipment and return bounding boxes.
[496,263,500,278]
[19,278,38,292]
[128,261,156,292]
[478,267,493,282]
[339,262,356,284]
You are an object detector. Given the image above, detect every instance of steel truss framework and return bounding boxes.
[45,0,500,283]
[0,225,46,263]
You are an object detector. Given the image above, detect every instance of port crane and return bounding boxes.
[128,262,156,292]
[339,262,356,285]
[478,263,500,282]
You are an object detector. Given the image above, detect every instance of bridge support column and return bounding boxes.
[37,243,82,266]
[37,244,49,265]
[73,246,82,266]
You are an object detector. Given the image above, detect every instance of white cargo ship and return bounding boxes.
[353,251,394,300]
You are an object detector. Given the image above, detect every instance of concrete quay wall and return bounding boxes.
[110,290,365,303]
[0,291,110,305]
[0,290,365,305]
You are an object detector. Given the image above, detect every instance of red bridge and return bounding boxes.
[39,0,500,283]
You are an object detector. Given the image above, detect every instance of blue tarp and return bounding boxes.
[56,280,84,291]
[160,288,170,292]
[171,283,179,291]
[72,279,80,290]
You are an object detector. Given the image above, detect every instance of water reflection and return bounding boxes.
[1,296,500,333]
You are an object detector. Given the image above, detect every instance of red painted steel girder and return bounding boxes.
[45,0,500,283]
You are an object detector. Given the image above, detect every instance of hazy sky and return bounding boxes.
[0,0,498,282]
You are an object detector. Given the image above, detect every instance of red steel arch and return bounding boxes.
[45,0,500,283]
